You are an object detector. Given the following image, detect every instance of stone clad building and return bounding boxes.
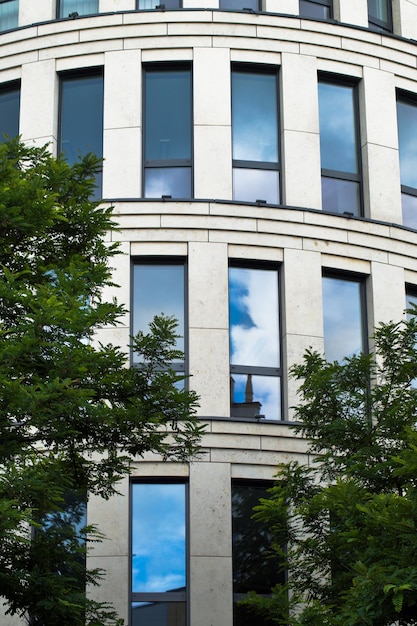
[2,1,417,624]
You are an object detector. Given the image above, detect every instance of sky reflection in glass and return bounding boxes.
[0,85,19,139]
[402,193,417,229]
[231,374,280,420]
[133,264,184,363]
[299,0,330,19]
[0,0,18,30]
[368,0,389,21]
[233,168,279,204]
[221,0,259,8]
[321,177,360,215]
[131,483,186,594]
[144,167,191,198]
[397,100,417,190]
[319,82,358,174]
[59,0,98,17]
[322,276,364,363]
[232,71,278,164]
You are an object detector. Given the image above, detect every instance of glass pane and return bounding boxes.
[397,100,417,191]
[321,177,360,215]
[132,483,186,594]
[132,602,186,626]
[319,82,358,175]
[0,0,18,30]
[231,373,280,420]
[60,73,103,197]
[220,0,260,9]
[402,193,417,229]
[60,0,99,17]
[0,85,19,139]
[232,483,284,595]
[229,267,279,368]
[234,602,277,626]
[133,264,184,362]
[233,168,279,204]
[322,276,365,363]
[144,167,191,198]
[145,70,191,162]
[232,71,278,164]
[139,0,180,7]
[299,0,330,19]
[368,0,389,21]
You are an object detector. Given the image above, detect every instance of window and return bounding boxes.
[322,274,367,363]
[0,0,18,31]
[143,66,192,199]
[396,95,417,230]
[368,0,392,32]
[318,79,362,216]
[137,0,180,8]
[232,481,285,626]
[229,265,281,420]
[220,0,260,10]
[299,0,332,19]
[58,0,99,18]
[131,482,187,626]
[231,67,280,204]
[59,70,104,198]
[132,260,186,374]
[0,82,19,139]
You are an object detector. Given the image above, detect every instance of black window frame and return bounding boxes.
[57,0,99,19]
[299,0,333,20]
[368,0,393,32]
[396,91,417,230]
[231,63,281,205]
[131,257,188,379]
[0,79,20,140]
[318,75,363,217]
[130,479,189,626]
[142,63,193,199]
[229,261,282,421]
[0,0,18,32]
[322,270,368,363]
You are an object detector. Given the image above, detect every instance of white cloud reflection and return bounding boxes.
[323,276,364,363]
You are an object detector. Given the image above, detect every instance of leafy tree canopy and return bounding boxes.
[242,314,417,626]
[0,139,203,625]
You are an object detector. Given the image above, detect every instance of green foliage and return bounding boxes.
[0,139,203,625]
[244,315,417,625]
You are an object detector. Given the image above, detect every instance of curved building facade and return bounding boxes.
[2,1,417,625]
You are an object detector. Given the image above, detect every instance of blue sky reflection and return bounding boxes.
[323,276,364,363]
[319,82,358,174]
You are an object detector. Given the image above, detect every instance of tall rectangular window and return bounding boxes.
[58,0,99,18]
[231,67,280,205]
[229,265,281,420]
[299,0,332,19]
[396,95,417,230]
[0,0,18,31]
[232,481,285,626]
[322,274,367,363]
[132,260,186,374]
[59,71,104,198]
[368,0,392,31]
[131,482,187,626]
[318,79,362,216]
[0,82,20,140]
[144,66,192,199]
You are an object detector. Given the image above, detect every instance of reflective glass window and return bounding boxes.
[229,266,281,420]
[133,261,185,369]
[220,0,260,9]
[322,275,366,363]
[0,0,18,31]
[299,0,332,19]
[397,97,417,229]
[368,0,392,31]
[318,80,361,216]
[131,482,187,626]
[0,82,19,140]
[232,481,285,625]
[144,67,192,198]
[59,0,99,17]
[137,0,180,8]
[59,72,103,198]
[232,68,279,204]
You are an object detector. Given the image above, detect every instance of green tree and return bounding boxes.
[0,139,203,625]
[242,315,417,625]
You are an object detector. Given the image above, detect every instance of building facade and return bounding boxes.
[2,0,417,624]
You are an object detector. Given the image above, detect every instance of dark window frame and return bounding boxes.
[231,63,281,205]
[322,269,369,361]
[0,79,20,140]
[319,74,363,217]
[130,479,189,625]
[131,257,188,379]
[299,0,333,19]
[368,0,393,32]
[57,0,100,19]
[229,260,283,421]
[142,63,193,199]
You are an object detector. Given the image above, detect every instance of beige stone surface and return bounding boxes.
[190,556,233,626]
[188,242,228,329]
